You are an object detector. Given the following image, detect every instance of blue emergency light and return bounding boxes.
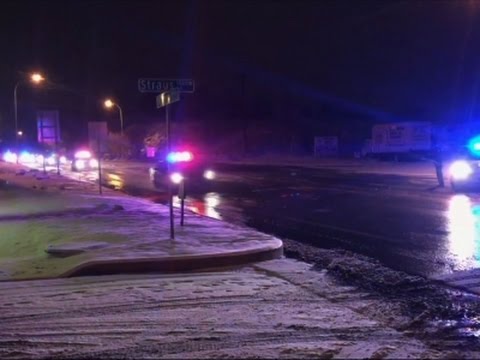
[166,151,193,163]
[468,135,480,156]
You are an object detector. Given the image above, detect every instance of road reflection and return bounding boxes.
[448,195,480,269]
[173,192,222,220]
[107,173,124,189]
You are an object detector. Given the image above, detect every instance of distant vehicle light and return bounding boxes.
[75,150,92,159]
[170,172,184,184]
[19,151,35,164]
[60,156,67,164]
[450,160,473,180]
[75,159,86,170]
[167,151,193,163]
[89,158,99,168]
[203,169,216,180]
[3,151,17,163]
[35,154,44,164]
[46,156,56,166]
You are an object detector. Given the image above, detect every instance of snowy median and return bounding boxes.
[0,162,282,281]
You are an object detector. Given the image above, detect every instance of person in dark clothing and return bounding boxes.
[431,135,444,187]
[434,150,444,187]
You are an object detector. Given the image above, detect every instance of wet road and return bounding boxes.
[98,161,480,279]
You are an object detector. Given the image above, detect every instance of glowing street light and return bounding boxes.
[103,98,124,136]
[30,73,45,83]
[104,99,114,108]
[14,72,45,160]
[17,130,23,137]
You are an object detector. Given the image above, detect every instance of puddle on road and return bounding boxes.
[173,192,223,220]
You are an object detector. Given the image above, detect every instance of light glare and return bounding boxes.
[450,160,473,180]
[170,172,184,184]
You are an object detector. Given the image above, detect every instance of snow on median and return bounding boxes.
[0,164,282,281]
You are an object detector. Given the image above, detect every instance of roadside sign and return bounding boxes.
[37,110,60,145]
[156,91,180,108]
[138,78,194,93]
[314,136,338,157]
[88,121,108,154]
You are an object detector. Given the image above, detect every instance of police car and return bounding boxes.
[149,150,216,189]
[71,150,99,172]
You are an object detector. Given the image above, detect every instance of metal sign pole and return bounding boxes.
[97,136,102,195]
[166,103,174,239]
[55,121,60,175]
[179,179,185,226]
[154,89,185,239]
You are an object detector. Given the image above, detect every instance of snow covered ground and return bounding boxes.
[2,161,480,358]
[0,163,281,281]
[0,259,448,359]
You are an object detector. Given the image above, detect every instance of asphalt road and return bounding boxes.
[98,161,480,279]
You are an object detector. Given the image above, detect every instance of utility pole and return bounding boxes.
[241,74,248,156]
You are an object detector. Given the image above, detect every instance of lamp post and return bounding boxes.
[104,99,124,136]
[14,73,45,156]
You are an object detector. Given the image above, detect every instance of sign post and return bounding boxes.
[141,79,194,240]
[166,103,174,239]
[54,126,60,176]
[97,136,103,195]
[156,90,181,240]
[179,180,186,226]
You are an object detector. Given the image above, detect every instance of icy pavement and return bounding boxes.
[214,156,438,177]
[0,162,281,280]
[0,259,446,359]
[433,269,480,296]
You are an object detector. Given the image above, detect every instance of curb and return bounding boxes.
[60,242,284,278]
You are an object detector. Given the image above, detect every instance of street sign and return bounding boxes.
[138,78,195,93]
[156,91,180,108]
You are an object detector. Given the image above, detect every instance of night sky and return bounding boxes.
[1,0,480,142]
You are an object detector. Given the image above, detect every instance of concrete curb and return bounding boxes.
[59,241,284,277]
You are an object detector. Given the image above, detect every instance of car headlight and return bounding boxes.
[450,160,473,180]
[170,172,184,184]
[203,169,216,180]
[35,154,44,163]
[19,152,35,164]
[75,159,85,170]
[60,156,67,164]
[46,156,56,166]
[89,159,99,168]
[3,151,17,163]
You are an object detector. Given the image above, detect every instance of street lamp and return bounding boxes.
[14,72,45,153]
[104,98,124,136]
[31,73,44,83]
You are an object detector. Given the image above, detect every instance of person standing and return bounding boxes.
[431,135,444,187]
